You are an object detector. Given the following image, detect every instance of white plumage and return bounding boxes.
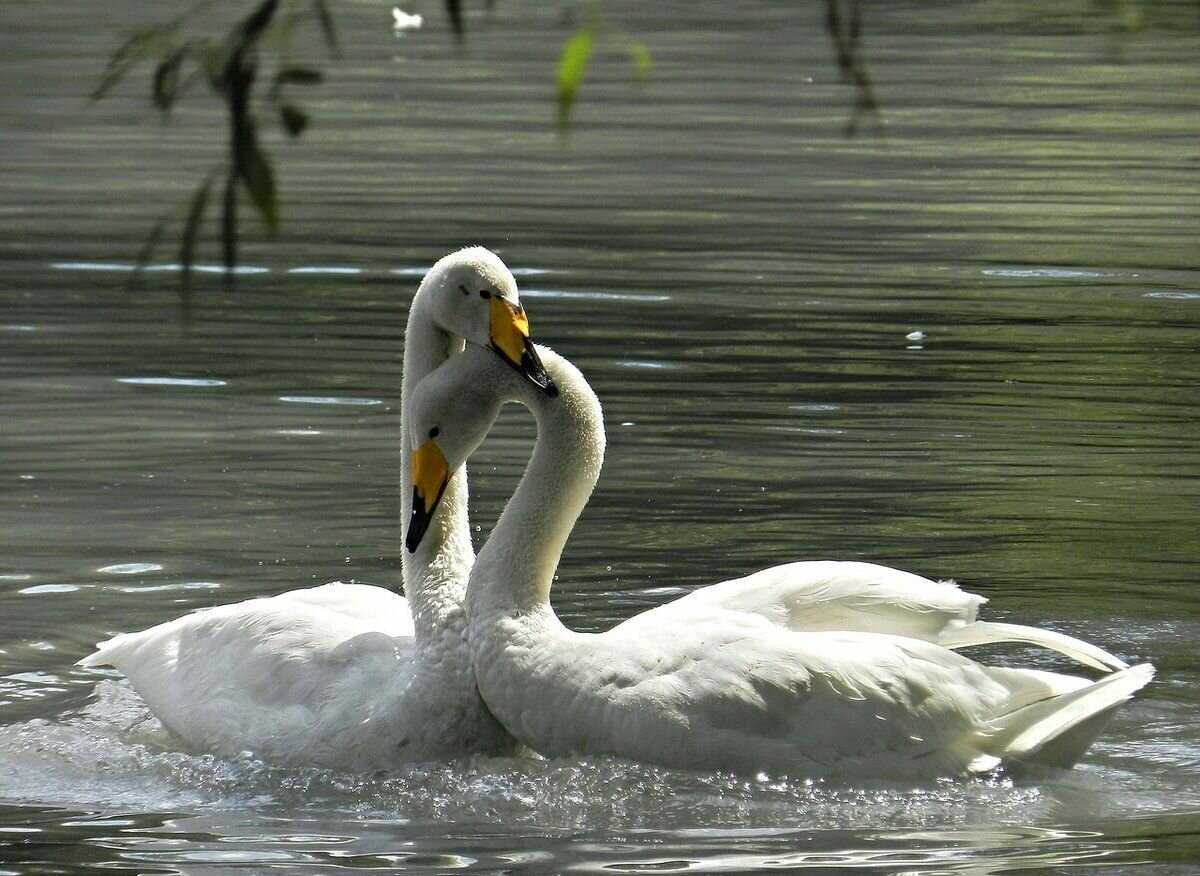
[78,248,533,768]
[404,344,1155,779]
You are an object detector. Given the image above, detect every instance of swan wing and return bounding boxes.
[532,617,1011,777]
[78,582,415,764]
[629,561,1126,672]
[513,616,1149,778]
[269,581,415,638]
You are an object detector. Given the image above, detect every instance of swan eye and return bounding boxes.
[429,427,440,438]
[479,289,492,300]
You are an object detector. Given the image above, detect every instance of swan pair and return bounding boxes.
[81,247,1153,778]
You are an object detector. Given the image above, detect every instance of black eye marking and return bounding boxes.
[459,284,470,296]
[429,427,440,438]
[479,289,492,300]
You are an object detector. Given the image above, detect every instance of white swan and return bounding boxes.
[407,344,1154,779]
[78,247,554,769]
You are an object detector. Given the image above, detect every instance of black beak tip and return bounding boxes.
[520,339,558,397]
[406,503,430,553]
[491,340,558,397]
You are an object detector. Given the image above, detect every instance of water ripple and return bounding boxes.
[1143,291,1200,300]
[118,377,227,387]
[97,563,164,575]
[278,396,384,407]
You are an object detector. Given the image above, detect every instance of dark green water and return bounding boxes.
[2,1,1199,872]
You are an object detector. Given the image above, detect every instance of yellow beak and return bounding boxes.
[406,438,450,552]
[488,297,557,396]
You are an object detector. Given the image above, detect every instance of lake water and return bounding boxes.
[2,1,1199,872]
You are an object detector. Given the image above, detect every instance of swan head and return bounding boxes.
[418,247,556,396]
[404,345,512,553]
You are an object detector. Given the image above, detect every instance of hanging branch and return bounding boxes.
[824,0,880,136]
[92,0,336,285]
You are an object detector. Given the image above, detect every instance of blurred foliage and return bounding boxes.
[92,0,1192,282]
[93,0,337,284]
[93,0,652,283]
[824,0,878,136]
[555,10,651,131]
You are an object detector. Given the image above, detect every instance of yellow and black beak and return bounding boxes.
[405,438,450,553]
[489,296,557,397]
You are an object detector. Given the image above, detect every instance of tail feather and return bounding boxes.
[77,632,143,669]
[982,662,1154,770]
[940,621,1128,672]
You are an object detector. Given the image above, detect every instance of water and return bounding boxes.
[2,0,1199,871]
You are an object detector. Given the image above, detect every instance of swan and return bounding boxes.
[407,343,1155,779]
[77,247,554,769]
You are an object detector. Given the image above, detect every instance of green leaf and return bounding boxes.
[240,0,281,44]
[556,29,595,130]
[93,26,170,100]
[280,103,308,137]
[235,123,278,231]
[626,41,652,82]
[312,0,340,57]
[152,44,190,111]
[276,66,322,85]
[221,170,238,274]
[180,172,216,284]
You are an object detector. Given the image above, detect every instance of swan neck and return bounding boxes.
[471,361,604,617]
[400,297,472,639]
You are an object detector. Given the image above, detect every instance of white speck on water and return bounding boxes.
[51,261,135,272]
[276,429,323,436]
[1143,291,1200,300]
[118,377,227,387]
[18,584,82,595]
[278,396,384,407]
[616,360,677,370]
[287,266,363,275]
[790,404,840,413]
[53,261,269,275]
[621,422,636,427]
[146,263,270,275]
[522,289,671,303]
[113,581,221,593]
[97,563,163,575]
[392,7,424,30]
[982,267,1106,279]
[0,574,33,581]
[906,330,926,342]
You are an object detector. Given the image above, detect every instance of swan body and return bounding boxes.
[79,247,551,768]
[409,344,1153,779]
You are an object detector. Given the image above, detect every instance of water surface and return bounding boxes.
[2,1,1199,872]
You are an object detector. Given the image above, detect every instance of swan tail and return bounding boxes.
[77,631,149,669]
[981,662,1154,771]
[939,621,1128,673]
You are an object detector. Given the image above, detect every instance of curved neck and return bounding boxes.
[468,358,605,619]
[400,297,472,639]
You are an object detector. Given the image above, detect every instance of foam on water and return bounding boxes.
[0,681,1053,831]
